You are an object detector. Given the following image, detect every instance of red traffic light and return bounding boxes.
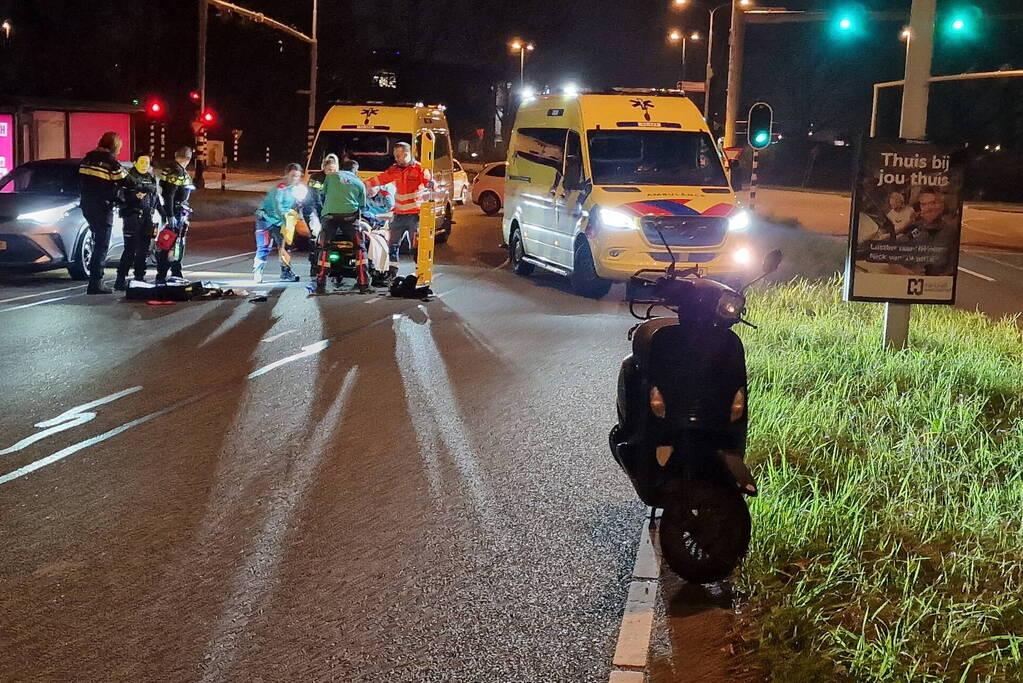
[146,100,164,117]
[189,90,201,102]
[200,109,216,126]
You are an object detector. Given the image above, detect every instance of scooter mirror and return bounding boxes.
[762,249,782,275]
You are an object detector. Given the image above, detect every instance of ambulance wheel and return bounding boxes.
[479,191,501,216]
[571,239,612,299]
[68,229,93,280]
[436,203,452,244]
[509,228,534,276]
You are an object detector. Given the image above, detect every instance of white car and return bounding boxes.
[452,159,470,205]
[470,161,506,216]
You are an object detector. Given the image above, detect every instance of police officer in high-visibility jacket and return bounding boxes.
[78,132,127,294]
[156,147,194,283]
[115,153,162,290]
[365,142,432,280]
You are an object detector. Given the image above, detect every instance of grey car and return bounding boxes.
[0,159,127,279]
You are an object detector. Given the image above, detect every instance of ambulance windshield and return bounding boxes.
[587,130,727,187]
[310,132,413,172]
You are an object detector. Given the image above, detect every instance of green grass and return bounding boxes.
[737,278,1023,682]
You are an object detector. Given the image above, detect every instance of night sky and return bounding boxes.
[1,1,1021,161]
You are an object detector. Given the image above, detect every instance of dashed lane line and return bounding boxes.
[958,266,996,282]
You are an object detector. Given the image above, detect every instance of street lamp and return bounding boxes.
[1,19,11,40]
[900,26,911,65]
[668,29,701,82]
[672,1,753,121]
[510,40,535,87]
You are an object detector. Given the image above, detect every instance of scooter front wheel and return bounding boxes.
[660,482,751,584]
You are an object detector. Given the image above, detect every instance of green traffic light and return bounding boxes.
[951,18,965,30]
[131,98,141,107]
[754,132,769,145]
[839,17,852,30]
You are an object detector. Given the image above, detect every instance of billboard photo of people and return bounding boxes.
[844,140,965,304]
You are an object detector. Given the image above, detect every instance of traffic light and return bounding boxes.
[189,90,201,103]
[747,102,773,150]
[831,4,867,39]
[131,98,142,107]
[146,99,164,117]
[943,6,982,41]
[200,109,216,126]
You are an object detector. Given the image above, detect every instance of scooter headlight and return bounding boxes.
[649,385,667,418]
[728,209,751,232]
[600,207,637,230]
[716,290,745,324]
[730,388,746,422]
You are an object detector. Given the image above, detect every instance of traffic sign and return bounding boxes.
[723,146,743,162]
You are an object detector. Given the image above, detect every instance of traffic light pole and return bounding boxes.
[883,0,935,350]
[196,0,208,188]
[723,0,745,149]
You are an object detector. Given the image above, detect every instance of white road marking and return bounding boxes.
[0,294,80,312]
[246,339,330,379]
[958,266,996,282]
[0,252,254,312]
[184,251,256,269]
[1,386,143,456]
[632,525,661,580]
[0,284,86,305]
[611,581,658,670]
[260,329,296,343]
[610,508,663,681]
[969,252,1023,273]
[0,395,199,486]
[199,367,359,683]
[364,296,381,304]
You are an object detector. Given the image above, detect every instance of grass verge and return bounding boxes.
[737,277,1023,682]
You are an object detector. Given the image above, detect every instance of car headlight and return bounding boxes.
[600,207,637,230]
[17,202,76,224]
[728,209,751,232]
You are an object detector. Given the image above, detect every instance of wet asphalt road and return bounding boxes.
[0,207,645,682]
[1,206,1020,682]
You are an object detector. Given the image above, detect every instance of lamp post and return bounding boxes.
[672,1,752,121]
[510,40,535,87]
[668,29,701,82]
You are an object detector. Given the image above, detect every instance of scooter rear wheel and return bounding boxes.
[660,482,751,584]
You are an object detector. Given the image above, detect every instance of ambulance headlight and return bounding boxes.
[728,209,751,232]
[600,208,637,230]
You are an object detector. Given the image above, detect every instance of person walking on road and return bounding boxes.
[254,163,312,283]
[114,153,161,290]
[78,132,127,294]
[365,142,432,280]
[156,147,194,284]
[315,159,368,294]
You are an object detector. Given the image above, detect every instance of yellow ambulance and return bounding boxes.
[502,89,753,297]
[308,103,456,241]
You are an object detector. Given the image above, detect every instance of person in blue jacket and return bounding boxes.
[254,163,312,283]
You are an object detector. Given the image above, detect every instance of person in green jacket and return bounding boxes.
[314,159,368,293]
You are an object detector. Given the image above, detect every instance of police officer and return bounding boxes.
[114,153,162,290]
[156,147,194,283]
[78,132,127,294]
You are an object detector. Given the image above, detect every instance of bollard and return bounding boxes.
[148,122,156,157]
[159,124,166,159]
[220,166,227,192]
[265,146,271,164]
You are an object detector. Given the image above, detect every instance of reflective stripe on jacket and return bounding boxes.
[366,162,432,215]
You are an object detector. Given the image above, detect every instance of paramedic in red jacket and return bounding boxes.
[364,142,432,279]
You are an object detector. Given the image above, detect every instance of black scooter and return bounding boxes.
[610,247,782,583]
